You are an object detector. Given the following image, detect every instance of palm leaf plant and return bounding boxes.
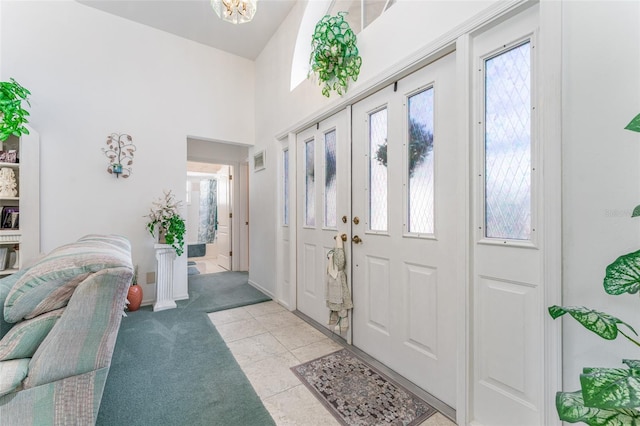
[549,112,640,425]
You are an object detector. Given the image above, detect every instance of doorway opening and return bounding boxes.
[187,162,233,274]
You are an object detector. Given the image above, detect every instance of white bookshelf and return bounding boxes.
[0,126,40,275]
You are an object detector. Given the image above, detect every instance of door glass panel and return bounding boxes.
[407,87,435,234]
[305,139,316,227]
[324,130,337,228]
[283,148,289,226]
[484,41,531,240]
[370,108,388,231]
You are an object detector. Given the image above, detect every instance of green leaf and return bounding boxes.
[632,205,640,218]
[581,367,640,409]
[625,113,640,133]
[604,250,640,295]
[548,305,637,340]
[556,390,640,425]
[624,360,640,370]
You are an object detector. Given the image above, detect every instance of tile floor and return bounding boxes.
[208,301,456,426]
[189,257,227,274]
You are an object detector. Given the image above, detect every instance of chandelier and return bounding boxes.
[211,0,258,24]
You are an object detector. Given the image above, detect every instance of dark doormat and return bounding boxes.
[291,349,437,425]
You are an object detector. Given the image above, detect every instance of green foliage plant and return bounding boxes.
[0,78,31,141]
[309,12,362,98]
[145,190,186,256]
[548,112,640,425]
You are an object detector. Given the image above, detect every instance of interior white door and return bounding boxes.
[470,6,544,425]
[351,52,458,407]
[296,111,350,332]
[217,167,231,270]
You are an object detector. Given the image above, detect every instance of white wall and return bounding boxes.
[1,1,255,303]
[251,0,495,298]
[561,0,640,388]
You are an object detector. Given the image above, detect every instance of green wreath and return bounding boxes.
[309,12,362,97]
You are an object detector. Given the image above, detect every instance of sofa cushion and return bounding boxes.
[3,235,132,323]
[0,358,30,397]
[0,269,29,338]
[0,308,65,360]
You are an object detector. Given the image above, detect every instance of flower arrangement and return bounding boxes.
[309,12,362,97]
[0,78,31,141]
[145,190,186,256]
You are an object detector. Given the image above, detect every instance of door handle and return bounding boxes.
[352,235,362,244]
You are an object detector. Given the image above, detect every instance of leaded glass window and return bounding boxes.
[283,148,289,226]
[407,88,435,234]
[324,130,337,228]
[484,41,532,240]
[305,139,316,227]
[369,108,388,232]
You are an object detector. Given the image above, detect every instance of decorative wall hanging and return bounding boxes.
[103,133,136,178]
[309,12,362,97]
[0,78,31,141]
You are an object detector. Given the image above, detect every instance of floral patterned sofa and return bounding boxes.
[0,234,133,425]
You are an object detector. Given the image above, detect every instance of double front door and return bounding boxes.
[296,52,458,408]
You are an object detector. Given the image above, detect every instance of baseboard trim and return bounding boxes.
[248,279,275,300]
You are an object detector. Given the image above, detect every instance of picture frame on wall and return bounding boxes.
[254,150,266,172]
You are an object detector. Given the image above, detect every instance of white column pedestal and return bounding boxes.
[154,244,177,312]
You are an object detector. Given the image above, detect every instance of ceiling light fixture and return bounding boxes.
[211,0,258,24]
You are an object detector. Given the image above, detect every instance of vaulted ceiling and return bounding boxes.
[78,0,297,60]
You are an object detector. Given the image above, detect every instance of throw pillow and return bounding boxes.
[0,308,65,360]
[0,358,30,397]
[4,235,132,323]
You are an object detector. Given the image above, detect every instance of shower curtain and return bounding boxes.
[197,179,217,243]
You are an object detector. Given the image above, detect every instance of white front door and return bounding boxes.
[217,167,231,270]
[351,52,458,407]
[296,111,350,331]
[470,6,545,425]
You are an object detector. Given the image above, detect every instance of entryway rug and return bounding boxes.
[291,349,437,426]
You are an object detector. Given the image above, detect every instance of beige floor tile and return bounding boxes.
[420,412,457,426]
[263,384,341,426]
[290,338,343,364]
[256,310,305,331]
[244,301,286,317]
[207,306,251,327]
[270,322,328,351]
[227,332,289,367]
[241,352,302,399]
[215,317,266,343]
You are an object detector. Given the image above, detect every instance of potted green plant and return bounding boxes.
[0,78,31,141]
[309,12,362,97]
[145,190,186,256]
[548,112,640,425]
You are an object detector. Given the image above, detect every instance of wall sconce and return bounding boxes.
[103,133,136,178]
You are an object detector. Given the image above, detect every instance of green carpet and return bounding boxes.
[97,272,275,426]
[184,271,271,313]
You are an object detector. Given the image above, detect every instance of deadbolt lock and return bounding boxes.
[353,217,360,225]
[342,216,348,224]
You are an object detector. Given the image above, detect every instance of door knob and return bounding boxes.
[352,235,362,244]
